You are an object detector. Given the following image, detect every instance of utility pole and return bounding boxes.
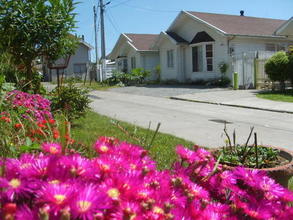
[99,0,110,81]
[93,5,101,82]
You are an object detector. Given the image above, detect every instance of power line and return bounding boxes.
[106,9,121,34]
[110,0,137,8]
[122,4,180,13]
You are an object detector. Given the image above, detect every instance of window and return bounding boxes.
[206,44,213,71]
[265,44,276,52]
[276,44,286,51]
[131,57,136,69]
[192,46,203,72]
[73,64,87,74]
[167,50,174,68]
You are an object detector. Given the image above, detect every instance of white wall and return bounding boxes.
[126,48,141,73]
[230,37,293,54]
[50,43,91,82]
[141,52,160,80]
[159,37,180,81]
[168,15,231,82]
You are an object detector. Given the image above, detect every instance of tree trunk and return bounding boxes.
[280,81,286,92]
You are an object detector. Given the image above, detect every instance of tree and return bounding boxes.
[288,54,293,87]
[0,0,78,92]
[265,51,289,91]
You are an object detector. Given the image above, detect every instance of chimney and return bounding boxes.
[240,10,244,16]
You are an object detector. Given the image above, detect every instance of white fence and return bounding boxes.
[231,51,275,89]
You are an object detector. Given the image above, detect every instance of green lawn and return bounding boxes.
[71,111,195,169]
[256,90,293,103]
[81,82,118,91]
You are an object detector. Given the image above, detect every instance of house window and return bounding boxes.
[276,44,286,51]
[74,63,87,74]
[131,57,136,69]
[167,50,174,68]
[265,44,276,52]
[206,44,213,71]
[192,45,203,72]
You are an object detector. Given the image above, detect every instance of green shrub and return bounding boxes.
[265,51,289,91]
[288,54,293,86]
[218,62,229,75]
[209,76,231,87]
[50,83,91,121]
[105,68,150,86]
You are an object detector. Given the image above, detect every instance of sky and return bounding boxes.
[74,0,293,61]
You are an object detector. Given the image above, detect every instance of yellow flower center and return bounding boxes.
[77,200,92,212]
[101,164,110,171]
[100,145,109,152]
[50,146,59,154]
[49,180,60,185]
[130,164,136,170]
[153,206,164,214]
[107,188,120,199]
[54,194,66,204]
[9,179,21,188]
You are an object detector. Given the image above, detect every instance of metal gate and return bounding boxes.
[231,51,275,89]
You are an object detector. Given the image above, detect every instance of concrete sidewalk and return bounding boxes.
[171,90,293,114]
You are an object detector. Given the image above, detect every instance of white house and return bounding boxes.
[45,38,93,82]
[108,33,160,79]
[152,11,293,87]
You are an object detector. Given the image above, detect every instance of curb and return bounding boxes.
[170,97,293,114]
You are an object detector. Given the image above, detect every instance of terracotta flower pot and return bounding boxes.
[211,146,293,188]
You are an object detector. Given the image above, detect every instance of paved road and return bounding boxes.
[89,90,293,151]
[109,85,227,97]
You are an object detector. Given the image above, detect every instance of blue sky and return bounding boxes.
[74,0,293,60]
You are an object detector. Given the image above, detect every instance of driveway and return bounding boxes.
[89,90,293,151]
[109,85,227,97]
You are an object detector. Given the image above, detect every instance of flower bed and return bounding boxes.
[0,139,292,219]
[0,91,293,219]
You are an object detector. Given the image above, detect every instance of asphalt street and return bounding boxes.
[89,90,293,151]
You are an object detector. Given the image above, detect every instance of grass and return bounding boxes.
[256,90,293,103]
[71,111,194,170]
[81,82,118,91]
[289,178,293,191]
[71,111,293,189]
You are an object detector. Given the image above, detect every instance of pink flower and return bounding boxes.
[36,182,74,214]
[42,142,62,155]
[70,184,109,220]
[0,177,32,201]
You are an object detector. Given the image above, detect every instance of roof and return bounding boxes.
[275,17,293,36]
[80,40,94,49]
[166,31,188,43]
[190,31,215,44]
[124,33,159,51]
[186,11,287,37]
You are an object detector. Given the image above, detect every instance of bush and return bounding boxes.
[50,83,91,121]
[209,76,231,87]
[288,54,293,86]
[265,51,290,91]
[105,68,150,86]
[218,62,229,75]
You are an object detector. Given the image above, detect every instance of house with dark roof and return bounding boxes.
[108,33,159,79]
[152,11,293,87]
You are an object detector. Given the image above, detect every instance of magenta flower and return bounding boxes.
[36,182,74,214]
[70,184,109,220]
[15,205,38,220]
[0,177,32,201]
[42,142,62,155]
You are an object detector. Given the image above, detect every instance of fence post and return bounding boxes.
[254,58,258,89]
[234,72,239,90]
